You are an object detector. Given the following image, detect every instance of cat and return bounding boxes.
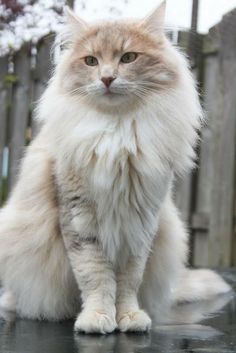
[0,2,231,334]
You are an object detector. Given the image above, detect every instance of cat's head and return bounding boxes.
[57,1,180,112]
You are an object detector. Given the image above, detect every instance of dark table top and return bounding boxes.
[0,269,236,353]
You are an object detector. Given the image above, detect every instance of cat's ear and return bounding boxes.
[142,1,166,35]
[64,6,88,36]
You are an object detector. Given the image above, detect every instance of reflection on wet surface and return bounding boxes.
[0,269,236,353]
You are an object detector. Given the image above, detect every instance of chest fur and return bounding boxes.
[83,121,171,262]
[56,114,173,263]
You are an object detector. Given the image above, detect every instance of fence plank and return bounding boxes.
[0,57,8,203]
[8,47,31,190]
[234,188,236,266]
[31,35,54,137]
[192,45,220,266]
[174,31,194,226]
[208,11,236,267]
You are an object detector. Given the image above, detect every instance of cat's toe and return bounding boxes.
[117,309,151,332]
[74,309,117,334]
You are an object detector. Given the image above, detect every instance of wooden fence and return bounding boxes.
[0,10,236,267]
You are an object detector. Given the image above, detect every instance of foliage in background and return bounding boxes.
[0,0,133,57]
[0,0,65,56]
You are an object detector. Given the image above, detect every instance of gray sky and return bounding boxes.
[75,0,236,33]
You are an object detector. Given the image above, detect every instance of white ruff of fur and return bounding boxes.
[36,48,202,264]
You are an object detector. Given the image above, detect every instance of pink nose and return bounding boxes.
[101,76,115,88]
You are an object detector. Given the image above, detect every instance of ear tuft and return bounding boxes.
[142,1,166,35]
[64,6,88,35]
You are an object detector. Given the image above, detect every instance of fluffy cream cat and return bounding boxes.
[0,2,231,333]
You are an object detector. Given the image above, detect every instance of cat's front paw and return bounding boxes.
[74,309,117,334]
[117,309,152,332]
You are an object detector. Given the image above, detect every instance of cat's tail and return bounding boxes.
[172,268,232,303]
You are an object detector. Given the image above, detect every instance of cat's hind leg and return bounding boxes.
[0,137,79,321]
[139,194,231,325]
[139,193,189,324]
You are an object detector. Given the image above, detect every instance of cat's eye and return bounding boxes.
[85,56,98,66]
[120,52,138,64]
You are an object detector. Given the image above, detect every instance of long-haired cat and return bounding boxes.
[0,2,231,333]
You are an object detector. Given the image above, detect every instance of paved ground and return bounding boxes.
[0,269,235,353]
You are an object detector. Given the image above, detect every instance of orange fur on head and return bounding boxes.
[58,2,179,112]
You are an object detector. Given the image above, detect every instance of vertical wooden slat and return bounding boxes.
[187,0,200,66]
[175,31,204,266]
[208,11,236,267]
[174,31,194,227]
[0,57,8,204]
[31,35,54,137]
[8,46,31,190]
[67,0,74,8]
[233,180,236,266]
[192,28,220,266]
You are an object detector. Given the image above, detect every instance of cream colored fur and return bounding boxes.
[0,2,231,333]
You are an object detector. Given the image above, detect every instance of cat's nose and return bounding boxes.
[101,76,115,88]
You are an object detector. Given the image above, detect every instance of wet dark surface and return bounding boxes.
[0,269,236,353]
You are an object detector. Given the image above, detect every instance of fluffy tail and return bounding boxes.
[173,268,232,303]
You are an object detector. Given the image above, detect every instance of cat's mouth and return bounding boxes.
[104,90,113,95]
[103,88,123,97]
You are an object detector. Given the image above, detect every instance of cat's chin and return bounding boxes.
[87,93,140,114]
